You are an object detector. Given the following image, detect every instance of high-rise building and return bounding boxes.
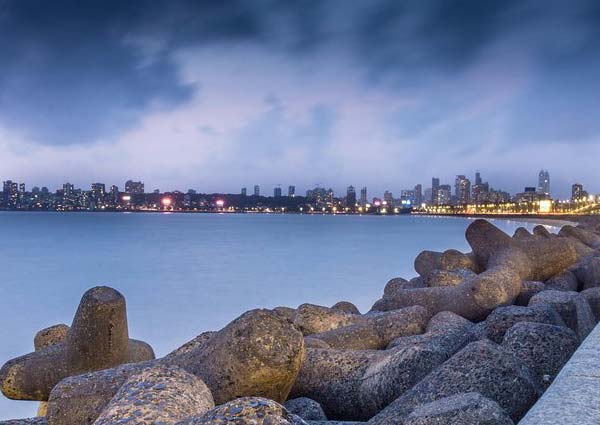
[455,175,471,205]
[346,185,356,206]
[241,187,247,196]
[572,183,587,201]
[360,187,367,205]
[288,185,295,197]
[274,187,282,197]
[125,180,144,194]
[2,180,19,208]
[109,185,119,204]
[475,171,482,186]
[538,169,550,197]
[437,184,451,205]
[254,185,260,196]
[414,184,423,206]
[383,190,394,204]
[431,177,440,204]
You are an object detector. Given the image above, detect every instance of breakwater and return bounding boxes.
[1,217,600,424]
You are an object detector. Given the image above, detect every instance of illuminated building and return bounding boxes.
[91,183,106,204]
[414,184,423,206]
[346,185,356,206]
[125,180,144,194]
[288,185,295,197]
[360,187,367,205]
[384,190,394,205]
[572,183,588,201]
[538,169,550,196]
[437,185,451,205]
[2,180,19,208]
[455,175,471,205]
[432,177,440,204]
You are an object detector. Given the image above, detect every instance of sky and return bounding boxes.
[0,0,599,198]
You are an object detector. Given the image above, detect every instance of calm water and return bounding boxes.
[0,212,558,418]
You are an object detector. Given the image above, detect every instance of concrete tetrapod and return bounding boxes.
[47,308,305,425]
[371,220,579,320]
[0,287,155,401]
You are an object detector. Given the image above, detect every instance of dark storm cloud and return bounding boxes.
[1,0,600,147]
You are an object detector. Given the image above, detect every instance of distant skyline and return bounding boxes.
[1,1,599,198]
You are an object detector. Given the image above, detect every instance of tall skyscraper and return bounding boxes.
[414,184,423,206]
[2,180,19,208]
[475,171,482,186]
[437,184,452,205]
[360,187,367,205]
[431,177,440,204]
[254,185,260,196]
[288,185,295,197]
[274,187,282,197]
[572,183,586,201]
[538,169,550,196]
[241,187,247,196]
[455,175,471,205]
[346,185,356,206]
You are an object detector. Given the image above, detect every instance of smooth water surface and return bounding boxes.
[0,212,559,418]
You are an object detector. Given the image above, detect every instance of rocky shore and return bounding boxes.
[2,218,600,425]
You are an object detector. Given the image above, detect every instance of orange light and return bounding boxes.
[161,197,172,206]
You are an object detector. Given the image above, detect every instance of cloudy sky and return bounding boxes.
[0,0,599,198]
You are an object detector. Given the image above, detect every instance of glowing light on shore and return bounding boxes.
[215,199,225,207]
[122,195,131,202]
[161,197,172,207]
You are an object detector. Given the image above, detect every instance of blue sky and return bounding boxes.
[0,0,599,198]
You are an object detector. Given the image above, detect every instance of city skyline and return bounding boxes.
[1,168,592,202]
[1,1,600,198]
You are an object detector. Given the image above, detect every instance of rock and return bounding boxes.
[388,311,478,355]
[289,348,383,421]
[371,220,578,321]
[383,278,426,297]
[293,304,361,335]
[0,419,47,425]
[304,337,331,349]
[176,309,305,404]
[34,325,69,351]
[577,256,600,290]
[284,397,328,421]
[481,304,566,343]
[358,344,448,419]
[369,340,540,423]
[403,392,514,425]
[533,225,552,238]
[0,287,154,401]
[414,251,442,278]
[439,249,479,273]
[515,281,546,306]
[176,397,306,425]
[48,361,157,425]
[545,269,579,291]
[272,307,297,322]
[501,322,579,390]
[581,287,600,322]
[559,225,600,249]
[425,269,476,287]
[94,365,214,425]
[331,301,360,315]
[529,290,595,341]
[166,332,215,358]
[513,227,535,240]
[48,309,305,425]
[309,306,430,350]
[37,402,47,416]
